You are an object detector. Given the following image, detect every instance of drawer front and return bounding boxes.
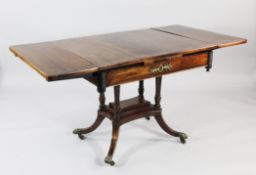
[106,52,209,86]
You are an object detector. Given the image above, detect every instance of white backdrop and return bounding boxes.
[0,0,256,175]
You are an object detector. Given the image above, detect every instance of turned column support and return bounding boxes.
[155,76,162,110]
[138,80,144,101]
[97,72,106,110]
[138,80,150,120]
[73,72,107,140]
[74,75,188,166]
[113,85,121,124]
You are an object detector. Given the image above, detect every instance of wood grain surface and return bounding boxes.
[9,25,246,81]
[105,52,209,86]
[153,25,247,48]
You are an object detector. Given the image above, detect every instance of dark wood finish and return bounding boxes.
[138,80,150,120]
[109,97,154,125]
[10,25,247,165]
[10,25,245,82]
[105,125,119,166]
[154,115,187,144]
[74,77,188,165]
[154,77,162,110]
[97,72,106,93]
[206,51,213,72]
[73,115,105,140]
[153,25,247,48]
[97,72,107,111]
[153,77,187,143]
[138,80,144,102]
[72,73,107,140]
[104,86,121,165]
[113,85,121,125]
[105,52,209,86]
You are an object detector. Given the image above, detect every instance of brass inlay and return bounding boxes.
[150,63,172,74]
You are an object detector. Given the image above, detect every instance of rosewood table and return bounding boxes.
[10,25,246,165]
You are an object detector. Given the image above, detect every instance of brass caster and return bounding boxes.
[73,129,86,140]
[73,128,81,134]
[179,133,188,144]
[104,156,115,166]
[78,133,85,140]
[145,116,150,120]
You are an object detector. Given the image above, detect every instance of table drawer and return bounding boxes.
[106,52,209,86]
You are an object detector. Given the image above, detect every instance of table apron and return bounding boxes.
[104,51,210,86]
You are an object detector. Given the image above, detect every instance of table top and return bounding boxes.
[10,25,246,81]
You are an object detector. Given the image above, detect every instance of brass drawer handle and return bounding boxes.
[150,63,172,74]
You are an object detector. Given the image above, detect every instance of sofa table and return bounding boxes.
[10,25,246,165]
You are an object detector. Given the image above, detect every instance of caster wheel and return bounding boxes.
[179,133,188,144]
[104,156,115,166]
[73,129,86,140]
[78,133,86,140]
[73,128,81,134]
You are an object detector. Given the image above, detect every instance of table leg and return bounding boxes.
[73,72,106,140]
[73,115,105,140]
[206,51,213,72]
[154,115,188,143]
[153,76,188,144]
[138,80,144,101]
[105,85,121,166]
[104,124,119,166]
[138,80,150,120]
[73,74,188,165]
[73,92,106,140]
